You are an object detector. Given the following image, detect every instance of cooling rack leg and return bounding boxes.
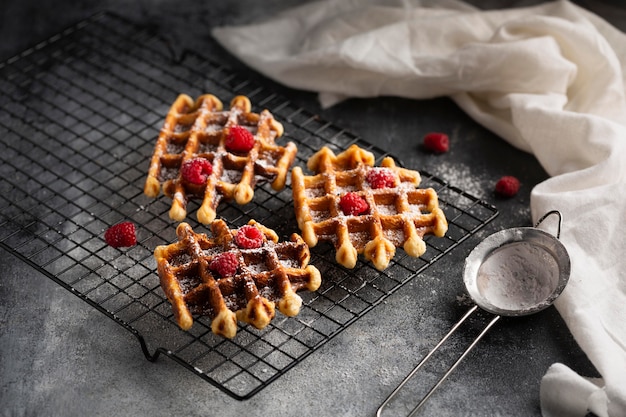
[133,332,163,362]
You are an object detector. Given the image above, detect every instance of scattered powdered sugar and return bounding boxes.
[336,184,358,194]
[202,247,222,258]
[305,187,326,198]
[383,228,404,244]
[241,124,257,135]
[259,286,276,300]
[376,204,397,215]
[397,180,418,190]
[408,203,422,214]
[205,123,223,135]
[174,123,192,133]
[257,150,279,167]
[221,169,242,183]
[435,161,489,199]
[170,252,192,267]
[310,209,331,223]
[198,142,218,154]
[160,166,178,181]
[245,261,269,274]
[166,142,185,154]
[279,258,300,268]
[348,230,370,247]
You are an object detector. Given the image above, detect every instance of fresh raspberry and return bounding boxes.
[209,252,239,277]
[422,132,449,153]
[339,192,369,216]
[225,126,255,153]
[366,168,396,189]
[104,222,137,248]
[235,225,264,249]
[181,158,212,185]
[495,176,520,198]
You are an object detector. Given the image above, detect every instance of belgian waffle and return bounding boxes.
[291,145,448,271]
[144,93,298,224]
[154,220,321,338]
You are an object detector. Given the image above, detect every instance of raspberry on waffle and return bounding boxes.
[291,144,448,271]
[144,94,298,224]
[154,220,321,338]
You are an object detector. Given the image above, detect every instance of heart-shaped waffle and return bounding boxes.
[144,94,297,224]
[154,220,321,338]
[291,144,448,271]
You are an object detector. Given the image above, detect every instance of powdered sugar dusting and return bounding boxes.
[311,210,331,223]
[436,162,489,199]
[408,204,422,214]
[305,187,325,198]
[336,184,358,194]
[205,123,223,134]
[376,204,397,215]
[246,261,268,274]
[384,229,404,243]
[279,258,300,268]
[221,169,242,183]
[476,241,559,311]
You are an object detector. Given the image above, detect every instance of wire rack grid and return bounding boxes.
[0,12,498,400]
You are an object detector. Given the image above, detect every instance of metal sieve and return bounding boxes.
[377,210,570,416]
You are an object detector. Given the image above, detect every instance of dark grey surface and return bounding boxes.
[1,1,623,416]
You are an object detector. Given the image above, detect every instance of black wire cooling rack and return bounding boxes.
[0,12,498,400]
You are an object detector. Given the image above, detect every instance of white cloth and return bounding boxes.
[212,1,626,415]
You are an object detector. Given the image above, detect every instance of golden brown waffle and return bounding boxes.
[291,144,448,271]
[144,94,298,224]
[154,220,321,338]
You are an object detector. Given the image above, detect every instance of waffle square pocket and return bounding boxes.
[291,145,448,271]
[154,220,321,338]
[144,94,297,224]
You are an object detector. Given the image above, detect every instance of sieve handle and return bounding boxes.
[376,306,501,417]
[534,210,563,239]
